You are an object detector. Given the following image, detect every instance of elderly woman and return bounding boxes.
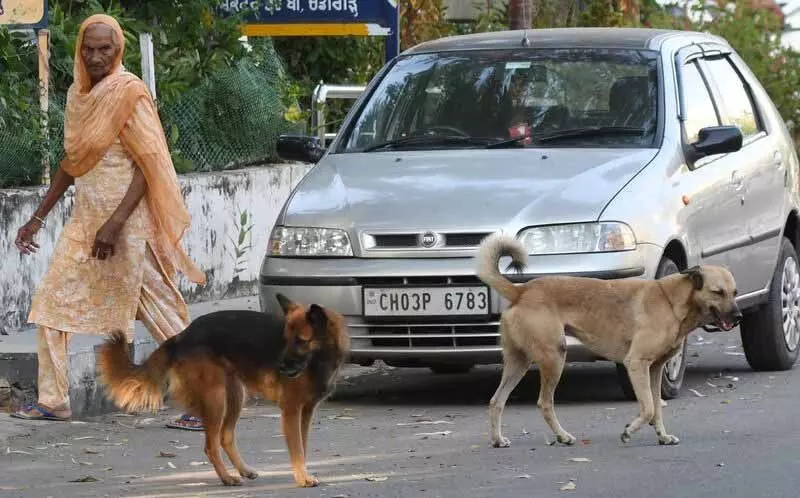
[12,14,206,431]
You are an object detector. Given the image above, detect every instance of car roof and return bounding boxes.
[402,27,727,54]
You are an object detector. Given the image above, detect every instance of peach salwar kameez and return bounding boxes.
[20,14,205,414]
[27,131,191,409]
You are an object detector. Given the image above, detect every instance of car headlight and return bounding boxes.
[269,226,354,257]
[518,222,636,255]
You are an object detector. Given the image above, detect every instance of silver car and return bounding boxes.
[260,27,800,400]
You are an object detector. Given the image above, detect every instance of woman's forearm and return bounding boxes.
[33,167,74,220]
[109,165,147,224]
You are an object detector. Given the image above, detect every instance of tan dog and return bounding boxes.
[477,233,741,447]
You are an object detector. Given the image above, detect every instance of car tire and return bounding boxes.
[429,363,474,374]
[740,237,800,371]
[616,257,688,401]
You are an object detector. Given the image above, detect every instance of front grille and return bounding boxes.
[372,234,418,248]
[367,231,492,249]
[356,275,483,286]
[444,232,490,247]
[351,322,501,348]
[351,274,499,349]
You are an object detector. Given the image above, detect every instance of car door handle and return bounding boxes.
[773,150,784,168]
[731,171,745,191]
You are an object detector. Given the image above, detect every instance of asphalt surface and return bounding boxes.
[1,329,799,498]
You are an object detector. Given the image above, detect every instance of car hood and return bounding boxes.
[282,148,658,232]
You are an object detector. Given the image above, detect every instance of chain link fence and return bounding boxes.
[0,43,300,188]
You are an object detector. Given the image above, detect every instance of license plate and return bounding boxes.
[362,286,490,317]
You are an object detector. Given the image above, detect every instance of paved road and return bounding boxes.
[2,329,799,498]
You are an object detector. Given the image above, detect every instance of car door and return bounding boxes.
[675,53,745,279]
[699,53,785,294]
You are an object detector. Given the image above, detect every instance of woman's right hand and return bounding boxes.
[15,219,43,255]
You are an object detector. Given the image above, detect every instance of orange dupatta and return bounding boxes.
[61,14,206,285]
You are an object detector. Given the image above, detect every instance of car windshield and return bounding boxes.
[340,48,660,152]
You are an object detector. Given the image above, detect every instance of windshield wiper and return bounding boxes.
[361,134,492,152]
[533,126,646,143]
[485,135,529,149]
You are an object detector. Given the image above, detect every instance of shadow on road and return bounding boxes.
[331,353,754,408]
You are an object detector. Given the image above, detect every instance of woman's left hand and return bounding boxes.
[92,218,123,260]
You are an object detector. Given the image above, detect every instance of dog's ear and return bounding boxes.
[305,304,328,336]
[680,266,704,290]
[276,293,296,314]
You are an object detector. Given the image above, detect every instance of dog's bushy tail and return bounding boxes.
[97,330,174,413]
[476,233,527,304]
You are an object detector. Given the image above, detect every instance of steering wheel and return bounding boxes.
[425,125,471,137]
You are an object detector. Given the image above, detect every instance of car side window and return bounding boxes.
[702,57,761,139]
[680,61,719,144]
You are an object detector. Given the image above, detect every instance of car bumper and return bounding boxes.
[259,244,663,366]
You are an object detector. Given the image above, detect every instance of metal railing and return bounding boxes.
[311,82,366,145]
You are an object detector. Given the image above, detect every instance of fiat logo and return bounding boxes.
[420,231,437,248]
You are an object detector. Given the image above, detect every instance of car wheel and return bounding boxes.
[740,237,800,371]
[429,363,474,374]
[616,257,687,401]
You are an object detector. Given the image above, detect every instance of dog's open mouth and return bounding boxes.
[710,308,737,332]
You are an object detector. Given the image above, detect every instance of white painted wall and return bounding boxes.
[0,163,313,334]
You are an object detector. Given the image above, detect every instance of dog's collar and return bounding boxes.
[657,280,682,323]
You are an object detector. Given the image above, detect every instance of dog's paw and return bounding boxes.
[557,433,577,446]
[658,434,680,446]
[220,475,243,486]
[620,431,632,444]
[296,475,320,488]
[239,468,259,480]
[491,436,511,448]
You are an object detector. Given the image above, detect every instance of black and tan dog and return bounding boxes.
[477,233,742,449]
[97,294,349,488]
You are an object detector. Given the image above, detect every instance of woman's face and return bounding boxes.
[81,23,119,84]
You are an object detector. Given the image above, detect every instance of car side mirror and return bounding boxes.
[686,125,743,163]
[277,135,326,164]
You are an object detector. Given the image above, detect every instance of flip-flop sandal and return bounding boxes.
[10,404,70,422]
[166,414,205,431]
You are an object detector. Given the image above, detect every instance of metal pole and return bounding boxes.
[385,0,400,63]
[311,83,367,145]
[37,28,51,185]
[312,81,325,143]
[139,32,157,101]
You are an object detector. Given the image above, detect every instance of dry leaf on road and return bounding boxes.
[560,480,577,491]
[5,448,32,455]
[397,420,453,426]
[415,431,452,438]
[69,476,100,483]
[689,388,707,398]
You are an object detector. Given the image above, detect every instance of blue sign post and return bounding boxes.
[219,0,400,63]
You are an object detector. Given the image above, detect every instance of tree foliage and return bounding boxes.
[0,0,293,186]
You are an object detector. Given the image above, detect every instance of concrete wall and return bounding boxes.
[0,163,313,334]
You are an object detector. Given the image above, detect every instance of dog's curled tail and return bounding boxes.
[97,330,173,413]
[476,233,527,304]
